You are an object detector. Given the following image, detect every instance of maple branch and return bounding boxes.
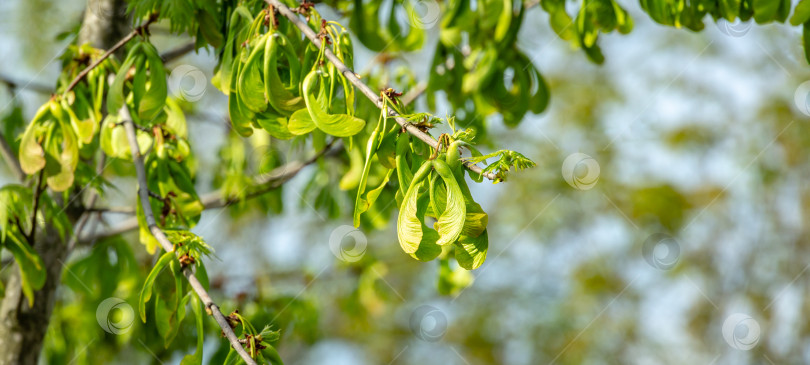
[84,206,136,214]
[66,154,107,252]
[79,141,341,239]
[0,40,194,99]
[265,0,499,181]
[400,81,427,107]
[160,42,196,63]
[201,138,340,209]
[119,106,258,365]
[64,14,158,95]
[82,216,138,242]
[0,74,53,94]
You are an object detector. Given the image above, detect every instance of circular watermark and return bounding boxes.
[641,233,680,270]
[168,64,208,102]
[96,297,135,334]
[409,305,447,342]
[715,18,751,38]
[722,313,761,350]
[409,0,442,30]
[328,225,367,262]
[561,153,600,190]
[793,80,810,117]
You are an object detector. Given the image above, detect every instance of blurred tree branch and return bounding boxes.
[120,105,259,365]
[80,139,342,242]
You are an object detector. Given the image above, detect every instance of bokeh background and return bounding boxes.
[2,0,810,364]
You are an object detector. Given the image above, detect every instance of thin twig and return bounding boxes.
[119,106,258,365]
[0,130,24,181]
[27,170,45,245]
[160,42,196,63]
[0,74,53,94]
[67,154,106,252]
[13,217,26,241]
[265,0,499,181]
[400,81,427,107]
[64,14,158,95]
[148,189,163,200]
[201,139,340,209]
[80,141,341,240]
[85,206,136,214]
[66,208,97,252]
[82,216,138,242]
[0,17,158,183]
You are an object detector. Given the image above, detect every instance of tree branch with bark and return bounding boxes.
[120,106,258,365]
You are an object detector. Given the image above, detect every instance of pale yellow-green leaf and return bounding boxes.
[256,114,294,140]
[397,161,434,254]
[19,118,46,175]
[354,169,393,227]
[164,98,188,139]
[138,42,168,121]
[264,33,305,114]
[461,201,488,238]
[302,70,365,137]
[288,108,316,135]
[62,97,96,145]
[45,120,79,191]
[340,146,364,191]
[236,34,269,113]
[455,229,489,270]
[431,159,466,245]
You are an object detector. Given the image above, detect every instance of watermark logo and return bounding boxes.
[329,225,367,262]
[168,64,208,102]
[562,153,600,190]
[715,19,751,37]
[409,0,442,30]
[793,81,810,117]
[409,305,447,342]
[641,233,680,270]
[96,297,135,334]
[722,313,760,350]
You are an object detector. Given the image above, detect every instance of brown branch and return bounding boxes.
[400,81,427,107]
[65,194,101,252]
[84,206,135,214]
[0,74,53,94]
[265,0,499,181]
[64,14,158,95]
[79,140,341,240]
[67,154,106,252]
[201,139,340,209]
[82,216,138,242]
[160,42,196,63]
[119,106,258,365]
